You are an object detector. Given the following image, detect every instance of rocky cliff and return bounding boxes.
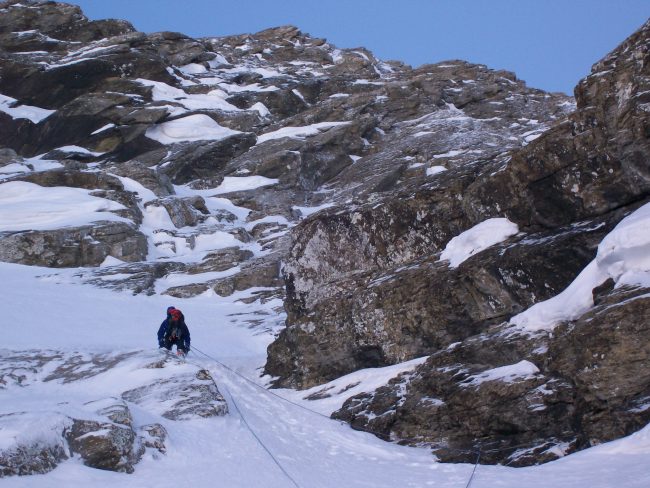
[0,0,648,469]
[268,17,650,465]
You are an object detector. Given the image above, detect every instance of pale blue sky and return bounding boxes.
[71,1,648,95]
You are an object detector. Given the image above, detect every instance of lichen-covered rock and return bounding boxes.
[0,441,68,477]
[139,423,168,456]
[0,413,70,477]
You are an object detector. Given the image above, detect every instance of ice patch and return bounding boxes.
[54,145,105,156]
[251,102,270,117]
[0,158,63,177]
[426,166,447,176]
[433,150,463,159]
[462,360,540,387]
[145,114,242,144]
[210,176,279,194]
[440,217,519,267]
[0,93,54,123]
[91,123,115,135]
[100,255,125,267]
[179,63,208,75]
[257,121,350,144]
[217,82,279,93]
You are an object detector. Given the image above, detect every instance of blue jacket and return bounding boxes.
[157,314,191,351]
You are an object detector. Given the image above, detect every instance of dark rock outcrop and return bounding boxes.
[267,213,621,388]
[266,19,650,389]
[333,284,650,466]
[265,19,650,466]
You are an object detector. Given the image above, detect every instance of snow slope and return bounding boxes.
[2,262,650,488]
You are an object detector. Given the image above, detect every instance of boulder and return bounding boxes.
[107,160,174,198]
[66,411,142,473]
[145,196,209,228]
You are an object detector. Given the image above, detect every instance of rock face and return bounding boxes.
[0,350,227,476]
[1,0,649,470]
[268,18,650,387]
[267,214,619,388]
[265,16,650,466]
[332,284,650,466]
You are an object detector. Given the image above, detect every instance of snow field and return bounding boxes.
[2,262,650,487]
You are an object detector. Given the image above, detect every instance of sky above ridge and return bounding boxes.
[70,0,649,95]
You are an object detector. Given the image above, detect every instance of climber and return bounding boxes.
[157,306,175,348]
[157,306,191,356]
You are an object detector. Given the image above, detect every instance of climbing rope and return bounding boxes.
[222,382,302,488]
[188,347,551,488]
[464,447,481,488]
[191,346,348,425]
[181,350,303,488]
